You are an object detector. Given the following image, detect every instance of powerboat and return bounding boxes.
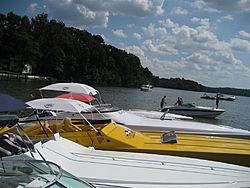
[10,133,250,188]
[201,93,236,101]
[200,93,216,100]
[161,103,225,118]
[219,94,236,101]
[140,84,152,91]
[0,158,94,188]
[128,109,193,120]
[2,95,250,187]
[0,118,94,188]
[9,118,250,167]
[20,98,250,139]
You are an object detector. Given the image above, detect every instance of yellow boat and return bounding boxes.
[3,118,250,167]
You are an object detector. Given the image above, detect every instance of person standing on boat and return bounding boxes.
[216,93,219,109]
[160,96,167,110]
[174,97,183,106]
[31,88,43,99]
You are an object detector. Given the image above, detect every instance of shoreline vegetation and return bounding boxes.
[0,12,249,97]
[1,71,249,98]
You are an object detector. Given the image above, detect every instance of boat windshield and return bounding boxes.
[181,103,196,107]
[0,160,93,188]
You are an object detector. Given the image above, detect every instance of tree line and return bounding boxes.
[0,12,249,97]
[0,12,153,87]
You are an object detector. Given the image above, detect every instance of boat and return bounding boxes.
[11,118,250,167]
[2,95,250,187]
[200,93,216,100]
[161,103,225,118]
[140,83,152,91]
[0,157,94,188]
[201,93,236,101]
[219,94,236,101]
[128,109,193,120]
[18,83,249,138]
[8,98,250,167]
[0,96,95,188]
[20,97,250,139]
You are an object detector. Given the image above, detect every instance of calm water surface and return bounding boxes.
[1,80,250,131]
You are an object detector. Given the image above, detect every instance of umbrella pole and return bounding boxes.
[32,109,49,137]
[79,113,101,135]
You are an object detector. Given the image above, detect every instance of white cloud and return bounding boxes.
[142,23,167,37]
[112,29,127,38]
[202,0,250,12]
[238,30,250,38]
[222,15,233,20]
[159,18,179,28]
[134,33,142,40]
[170,6,188,15]
[127,24,135,28]
[124,45,145,57]
[27,3,40,13]
[190,0,250,13]
[230,38,250,52]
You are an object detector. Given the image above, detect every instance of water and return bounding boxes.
[1,80,250,131]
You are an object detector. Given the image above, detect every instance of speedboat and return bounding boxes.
[161,103,225,118]
[140,83,152,91]
[219,94,236,101]
[128,109,193,120]
[9,118,250,167]
[2,96,250,188]
[20,98,250,139]
[200,93,216,100]
[0,118,94,188]
[0,158,94,188]
[8,133,250,188]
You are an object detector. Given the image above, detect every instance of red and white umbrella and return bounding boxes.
[55,93,96,104]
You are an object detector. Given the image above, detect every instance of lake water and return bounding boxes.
[1,80,250,131]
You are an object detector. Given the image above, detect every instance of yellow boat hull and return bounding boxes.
[3,118,250,167]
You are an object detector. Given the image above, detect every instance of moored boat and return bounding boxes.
[161,103,225,118]
[20,98,250,139]
[200,93,216,100]
[8,117,250,167]
[140,83,152,91]
[2,97,250,188]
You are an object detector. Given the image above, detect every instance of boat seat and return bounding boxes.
[63,117,82,132]
[52,123,65,133]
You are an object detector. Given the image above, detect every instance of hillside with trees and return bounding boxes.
[0,12,249,97]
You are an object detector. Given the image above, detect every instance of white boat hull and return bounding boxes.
[16,134,250,188]
[21,109,250,138]
[162,104,225,118]
[128,109,193,120]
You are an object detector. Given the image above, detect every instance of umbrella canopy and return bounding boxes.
[0,93,29,112]
[26,98,93,113]
[55,93,96,103]
[41,83,98,96]
[26,98,99,133]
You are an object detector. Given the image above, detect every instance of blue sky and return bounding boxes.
[1,0,250,89]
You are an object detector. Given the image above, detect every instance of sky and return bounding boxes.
[1,0,250,89]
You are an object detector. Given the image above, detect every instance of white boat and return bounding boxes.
[3,95,250,188]
[0,157,94,188]
[0,118,94,187]
[161,103,225,118]
[219,94,236,101]
[128,109,193,120]
[31,134,250,188]
[140,84,152,91]
[22,98,250,139]
[1,116,250,188]
[19,83,249,138]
